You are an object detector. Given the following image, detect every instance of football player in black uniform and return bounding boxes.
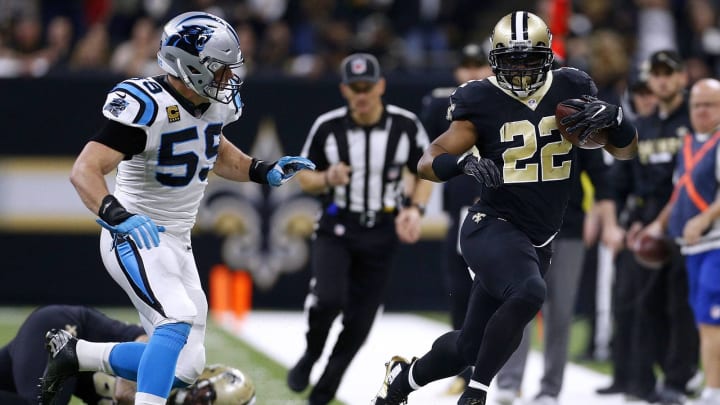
[0,305,145,405]
[419,42,492,396]
[370,11,638,405]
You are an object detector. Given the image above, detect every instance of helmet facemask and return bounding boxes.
[201,57,244,104]
[490,46,553,98]
[489,11,554,98]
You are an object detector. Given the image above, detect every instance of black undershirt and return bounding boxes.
[91,119,146,160]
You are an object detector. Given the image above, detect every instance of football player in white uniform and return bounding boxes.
[40,11,314,405]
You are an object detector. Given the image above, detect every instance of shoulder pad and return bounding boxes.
[102,79,159,127]
[447,80,488,121]
[554,67,597,96]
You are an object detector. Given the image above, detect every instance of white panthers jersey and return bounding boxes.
[101,76,242,240]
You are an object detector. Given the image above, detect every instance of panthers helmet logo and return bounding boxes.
[165,24,215,56]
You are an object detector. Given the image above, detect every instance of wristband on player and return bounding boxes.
[607,117,636,148]
[98,195,133,226]
[248,158,272,184]
[431,153,463,181]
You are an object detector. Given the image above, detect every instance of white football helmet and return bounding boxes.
[489,11,554,97]
[158,11,244,104]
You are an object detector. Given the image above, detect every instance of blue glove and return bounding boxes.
[267,156,316,187]
[96,214,166,249]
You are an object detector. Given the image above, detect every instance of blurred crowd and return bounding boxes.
[0,0,719,84]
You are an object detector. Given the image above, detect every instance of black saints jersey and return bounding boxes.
[448,68,598,246]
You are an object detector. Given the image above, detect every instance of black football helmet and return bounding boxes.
[489,11,554,97]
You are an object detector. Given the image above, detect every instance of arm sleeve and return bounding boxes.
[91,119,147,159]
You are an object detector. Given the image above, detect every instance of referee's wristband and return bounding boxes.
[249,158,272,184]
[431,153,463,181]
[607,117,636,148]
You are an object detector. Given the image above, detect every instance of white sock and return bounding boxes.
[76,340,117,373]
[408,361,422,390]
[468,379,490,392]
[135,392,167,405]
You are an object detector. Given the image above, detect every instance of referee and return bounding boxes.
[287,53,433,405]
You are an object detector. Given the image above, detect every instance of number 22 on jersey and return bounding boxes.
[501,115,572,183]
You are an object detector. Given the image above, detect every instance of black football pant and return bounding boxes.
[442,221,473,330]
[628,245,699,395]
[303,219,398,404]
[412,216,550,387]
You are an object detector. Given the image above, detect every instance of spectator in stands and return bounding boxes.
[110,17,162,78]
[69,23,110,73]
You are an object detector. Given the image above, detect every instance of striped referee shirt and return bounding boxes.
[300,104,430,214]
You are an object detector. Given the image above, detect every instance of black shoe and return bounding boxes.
[596,383,627,395]
[457,387,487,405]
[625,389,660,403]
[287,353,316,392]
[371,355,414,405]
[38,329,79,405]
[308,390,334,405]
[458,398,486,405]
[657,387,686,405]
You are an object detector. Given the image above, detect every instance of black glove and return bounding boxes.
[560,95,623,145]
[457,154,503,188]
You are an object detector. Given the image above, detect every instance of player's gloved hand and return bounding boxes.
[457,154,503,188]
[96,195,165,249]
[560,95,623,145]
[267,156,316,187]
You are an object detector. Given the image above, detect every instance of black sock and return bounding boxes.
[413,331,467,386]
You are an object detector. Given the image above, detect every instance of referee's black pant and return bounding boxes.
[304,214,398,404]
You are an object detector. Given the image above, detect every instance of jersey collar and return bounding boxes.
[488,71,554,111]
[157,75,211,117]
[344,104,389,129]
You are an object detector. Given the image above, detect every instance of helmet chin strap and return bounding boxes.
[176,58,198,95]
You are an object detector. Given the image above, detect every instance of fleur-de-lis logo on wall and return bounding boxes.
[196,118,319,290]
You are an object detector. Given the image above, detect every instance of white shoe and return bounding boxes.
[686,371,705,398]
[687,396,720,405]
[495,388,519,405]
[527,395,558,405]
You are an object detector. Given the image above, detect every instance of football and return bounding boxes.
[632,233,672,269]
[555,100,609,149]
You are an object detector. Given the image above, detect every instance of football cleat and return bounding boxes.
[287,353,316,392]
[371,355,414,405]
[459,398,486,405]
[38,329,79,405]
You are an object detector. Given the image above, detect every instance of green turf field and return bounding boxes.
[0,307,610,405]
[0,307,344,405]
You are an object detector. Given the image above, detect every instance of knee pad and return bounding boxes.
[514,276,546,309]
[173,334,205,385]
